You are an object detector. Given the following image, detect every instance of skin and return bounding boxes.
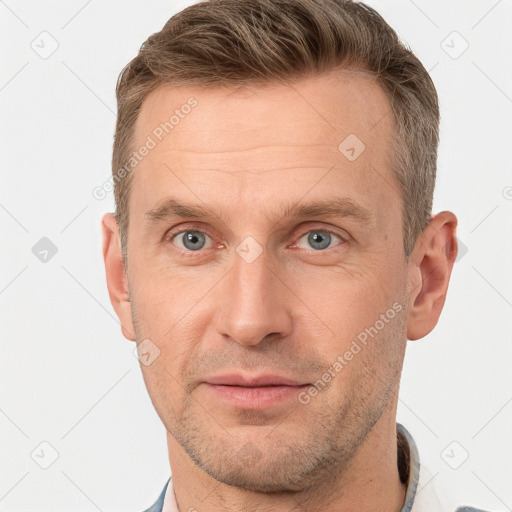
[102,69,458,512]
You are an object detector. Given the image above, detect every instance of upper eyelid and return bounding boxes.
[166,225,214,241]
[297,227,346,239]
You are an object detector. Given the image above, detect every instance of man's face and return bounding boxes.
[125,71,410,491]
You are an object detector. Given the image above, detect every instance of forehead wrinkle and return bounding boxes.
[163,165,338,178]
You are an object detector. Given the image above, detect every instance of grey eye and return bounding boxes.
[297,230,343,251]
[174,231,211,251]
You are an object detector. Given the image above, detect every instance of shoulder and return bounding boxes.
[455,508,496,512]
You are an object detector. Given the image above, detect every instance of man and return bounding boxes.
[101,1,489,511]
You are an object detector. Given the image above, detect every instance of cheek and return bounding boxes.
[139,360,186,425]
[129,276,200,384]
[295,260,406,379]
[299,263,399,332]
[129,259,208,335]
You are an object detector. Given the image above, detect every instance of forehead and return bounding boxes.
[128,70,398,227]
[135,69,392,153]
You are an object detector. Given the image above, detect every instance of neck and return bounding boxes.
[166,405,406,512]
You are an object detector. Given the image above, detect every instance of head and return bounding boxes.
[103,0,457,494]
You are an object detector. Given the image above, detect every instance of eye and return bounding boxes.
[296,229,344,251]
[172,230,213,251]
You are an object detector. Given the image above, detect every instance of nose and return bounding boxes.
[213,247,293,346]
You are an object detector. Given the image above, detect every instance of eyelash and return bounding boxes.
[165,225,348,255]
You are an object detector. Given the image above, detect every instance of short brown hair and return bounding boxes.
[112,0,439,260]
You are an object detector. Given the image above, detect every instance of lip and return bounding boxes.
[201,373,309,409]
[203,373,306,387]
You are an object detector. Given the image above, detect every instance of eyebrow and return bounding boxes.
[144,196,372,226]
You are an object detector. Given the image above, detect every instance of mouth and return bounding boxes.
[201,373,310,409]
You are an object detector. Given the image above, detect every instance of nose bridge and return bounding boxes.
[215,248,292,346]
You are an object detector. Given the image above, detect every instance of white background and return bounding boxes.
[1,1,511,511]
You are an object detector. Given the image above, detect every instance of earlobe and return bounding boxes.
[406,211,458,341]
[102,213,136,341]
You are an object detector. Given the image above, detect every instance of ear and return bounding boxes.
[406,211,458,341]
[102,213,136,341]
